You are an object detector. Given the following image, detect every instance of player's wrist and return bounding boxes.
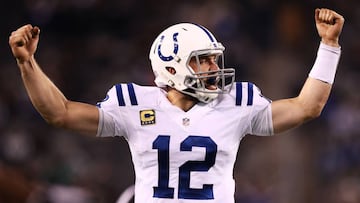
[16,55,34,65]
[308,42,341,84]
[16,58,30,65]
[321,38,340,48]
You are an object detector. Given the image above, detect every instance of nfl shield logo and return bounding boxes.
[182,118,190,126]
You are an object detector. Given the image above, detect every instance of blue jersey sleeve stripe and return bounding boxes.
[247,83,254,106]
[116,84,126,106]
[127,83,138,106]
[235,82,242,106]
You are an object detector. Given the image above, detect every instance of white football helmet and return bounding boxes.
[149,23,235,103]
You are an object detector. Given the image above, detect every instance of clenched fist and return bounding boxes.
[9,24,40,64]
[315,8,345,47]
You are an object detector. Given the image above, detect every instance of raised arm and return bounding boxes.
[9,24,99,135]
[271,8,345,134]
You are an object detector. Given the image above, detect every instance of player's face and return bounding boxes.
[189,55,219,73]
[189,55,220,90]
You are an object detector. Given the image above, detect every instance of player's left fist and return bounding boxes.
[315,8,345,47]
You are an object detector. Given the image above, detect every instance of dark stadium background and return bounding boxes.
[0,0,359,202]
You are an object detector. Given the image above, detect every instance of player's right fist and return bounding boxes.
[9,24,40,64]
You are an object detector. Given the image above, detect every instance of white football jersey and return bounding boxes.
[97,82,273,203]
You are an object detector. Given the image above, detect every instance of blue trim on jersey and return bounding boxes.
[235,82,242,106]
[247,83,254,106]
[116,84,125,106]
[127,83,138,105]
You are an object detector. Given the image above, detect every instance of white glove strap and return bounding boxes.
[309,42,341,84]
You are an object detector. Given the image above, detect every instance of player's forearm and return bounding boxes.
[18,56,69,126]
[296,42,340,120]
[297,77,331,120]
[298,41,341,119]
[271,78,331,134]
[272,43,339,133]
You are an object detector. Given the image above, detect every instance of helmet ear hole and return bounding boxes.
[165,66,176,75]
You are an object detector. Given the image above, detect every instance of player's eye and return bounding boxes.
[199,58,207,64]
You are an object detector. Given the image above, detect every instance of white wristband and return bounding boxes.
[309,42,341,84]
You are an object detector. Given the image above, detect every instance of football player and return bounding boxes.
[9,8,344,203]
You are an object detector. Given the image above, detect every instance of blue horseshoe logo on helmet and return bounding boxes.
[157,33,179,61]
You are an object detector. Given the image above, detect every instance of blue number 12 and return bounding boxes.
[152,135,217,200]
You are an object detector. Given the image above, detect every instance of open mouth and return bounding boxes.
[205,84,218,90]
[205,76,218,90]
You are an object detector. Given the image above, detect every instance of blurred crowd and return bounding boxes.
[0,0,359,202]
